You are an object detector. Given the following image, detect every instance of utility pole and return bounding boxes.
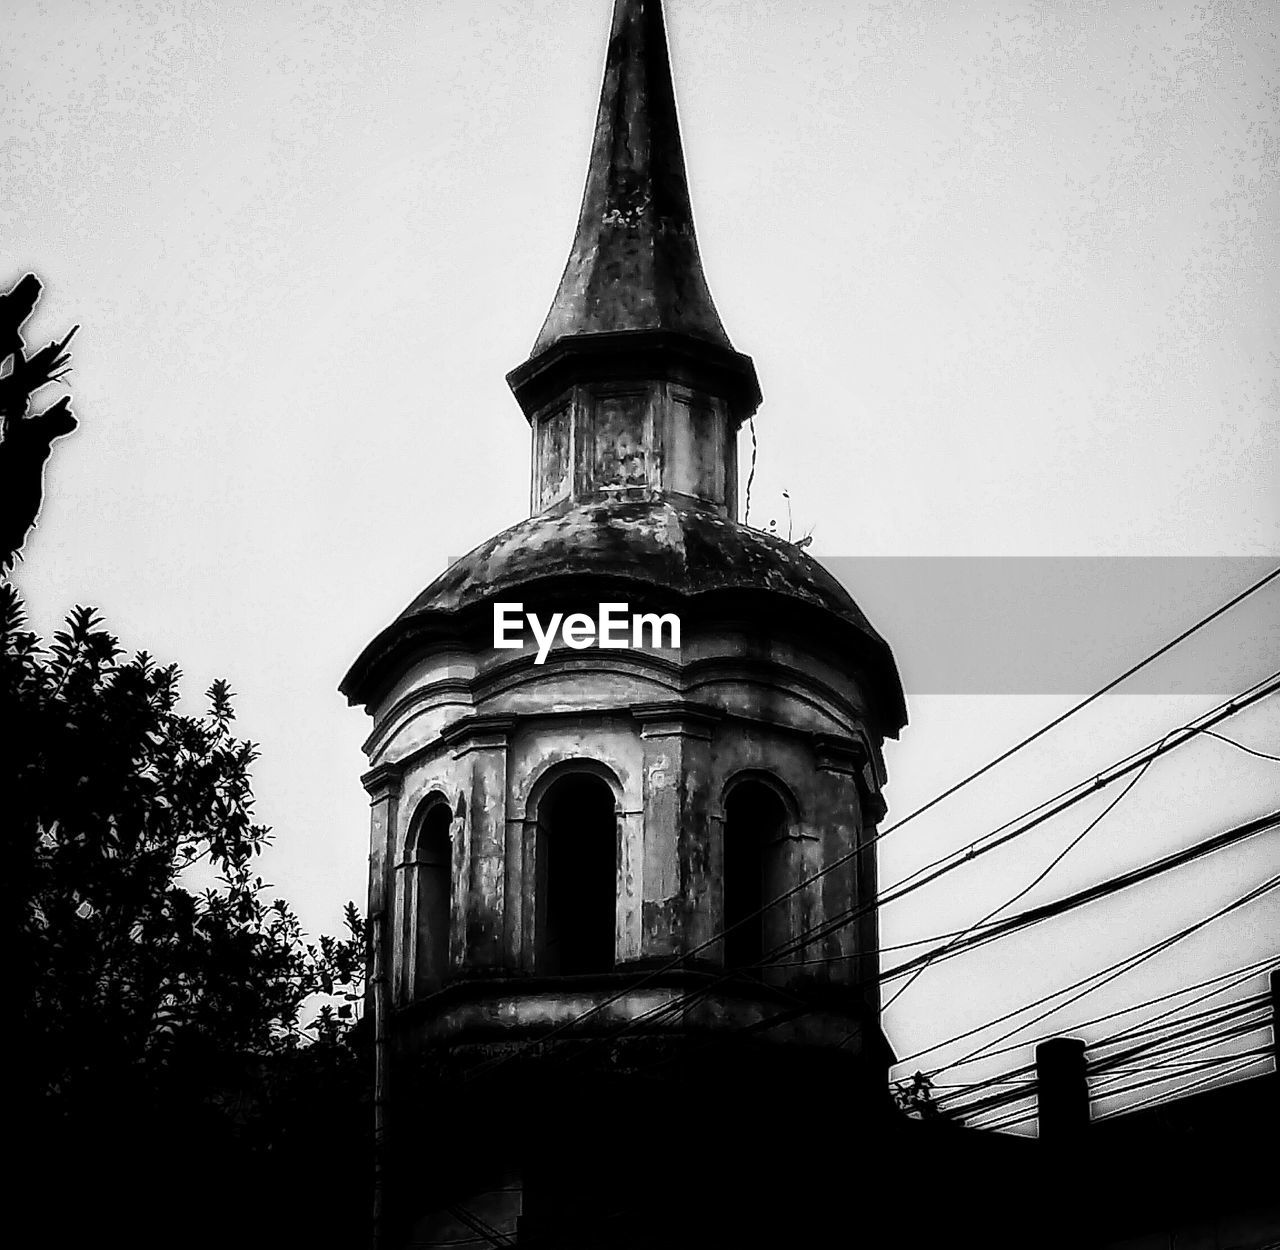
[1271,967,1279,1083]
[1036,1036,1089,1145]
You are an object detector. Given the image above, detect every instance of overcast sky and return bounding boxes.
[4,0,1277,1124]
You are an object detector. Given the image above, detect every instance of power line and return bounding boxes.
[1091,1052,1271,1123]
[785,924,1008,963]
[927,962,1275,1118]
[1100,1053,1267,1076]
[445,1206,514,1250]
[671,810,1276,1042]
[940,1005,1269,1120]
[881,814,1277,986]
[544,706,1277,1074]
[1090,994,1270,1061]
[1089,1051,1273,1109]
[770,674,1278,969]
[944,1003,1272,1123]
[463,559,1280,1082]
[598,691,1277,1051]
[1191,727,1280,764]
[886,682,1280,1006]
[880,743,1169,1011]
[1092,1031,1274,1092]
[928,956,1275,1092]
[936,1016,1271,1126]
[617,867,1277,1088]
[862,559,1280,847]
[968,1047,1271,1134]
[1092,1013,1272,1079]
[897,871,1280,1074]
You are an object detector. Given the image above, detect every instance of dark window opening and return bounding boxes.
[723,782,788,976]
[536,774,617,976]
[413,803,452,997]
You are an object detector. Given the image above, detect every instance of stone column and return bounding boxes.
[617,803,646,964]
[442,715,516,971]
[361,760,403,1249]
[854,749,887,1005]
[506,812,534,971]
[634,704,719,961]
[362,762,404,1013]
[517,814,539,972]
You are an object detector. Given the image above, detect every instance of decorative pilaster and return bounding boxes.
[362,762,405,1007]
[442,715,517,970]
[635,703,720,959]
[812,735,870,990]
[361,761,403,1249]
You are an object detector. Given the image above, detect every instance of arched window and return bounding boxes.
[722,780,789,976]
[409,801,452,997]
[535,773,617,975]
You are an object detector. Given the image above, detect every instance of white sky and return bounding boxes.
[4,0,1278,1126]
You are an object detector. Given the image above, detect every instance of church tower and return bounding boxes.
[342,2,907,1244]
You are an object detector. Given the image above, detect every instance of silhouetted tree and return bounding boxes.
[4,280,373,1244]
[0,272,78,573]
[5,587,370,1245]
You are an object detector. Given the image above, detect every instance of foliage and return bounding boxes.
[0,272,79,572]
[4,583,369,1243]
[892,1070,942,1120]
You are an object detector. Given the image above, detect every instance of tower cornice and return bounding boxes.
[506,329,761,428]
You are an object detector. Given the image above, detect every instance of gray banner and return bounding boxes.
[819,557,1279,695]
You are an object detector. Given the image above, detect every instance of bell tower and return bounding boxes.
[342,2,907,1245]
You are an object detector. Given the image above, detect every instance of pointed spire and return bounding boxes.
[509,0,760,516]
[532,0,733,355]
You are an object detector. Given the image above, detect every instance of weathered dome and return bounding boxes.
[342,497,905,732]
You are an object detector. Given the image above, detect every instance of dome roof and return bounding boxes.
[342,497,905,730]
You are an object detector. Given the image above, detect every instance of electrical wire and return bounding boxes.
[1191,727,1280,763]
[619,869,1277,1088]
[946,1006,1272,1124]
[895,871,1280,1074]
[445,1206,514,1249]
[607,718,1277,1055]
[853,814,1279,1004]
[881,742,1170,1012]
[463,558,1280,1085]
[1090,1052,1270,1122]
[1093,1042,1274,1080]
[967,1043,1271,1134]
[1090,1051,1272,1108]
[925,972,1274,1124]
[1099,1052,1267,1076]
[937,1007,1272,1124]
[926,966,1275,1119]
[928,955,1274,1093]
[1089,995,1270,1063]
[770,674,1278,971]
[544,767,1278,1077]
[1091,1013,1272,1080]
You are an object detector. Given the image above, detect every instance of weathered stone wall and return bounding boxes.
[361,610,888,1024]
[528,376,737,515]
